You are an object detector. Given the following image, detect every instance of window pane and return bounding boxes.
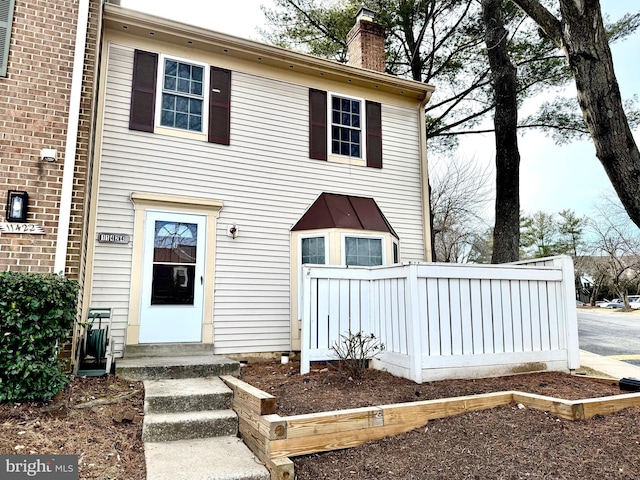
[175,113,188,129]
[332,140,340,154]
[342,98,350,112]
[178,63,191,78]
[190,98,202,115]
[165,60,177,77]
[352,101,360,114]
[176,96,189,113]
[192,66,203,82]
[341,143,349,156]
[191,81,203,96]
[302,237,325,264]
[162,94,175,110]
[164,75,176,91]
[352,114,360,128]
[345,237,383,266]
[161,109,174,127]
[189,115,202,131]
[351,144,360,157]
[332,97,340,110]
[177,78,190,93]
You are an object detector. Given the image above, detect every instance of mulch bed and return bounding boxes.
[0,375,145,480]
[239,361,640,480]
[1,362,638,480]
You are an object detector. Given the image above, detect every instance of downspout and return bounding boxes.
[419,89,435,262]
[54,0,91,274]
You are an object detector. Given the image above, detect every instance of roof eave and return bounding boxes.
[103,3,435,102]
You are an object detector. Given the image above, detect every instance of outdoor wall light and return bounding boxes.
[6,190,29,223]
[227,222,238,239]
[41,149,57,163]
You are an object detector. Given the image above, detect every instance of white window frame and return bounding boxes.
[298,233,329,317]
[327,92,367,163]
[341,233,386,267]
[155,54,210,135]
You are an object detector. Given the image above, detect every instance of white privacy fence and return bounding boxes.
[300,256,580,383]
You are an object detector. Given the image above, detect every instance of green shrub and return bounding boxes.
[0,272,79,402]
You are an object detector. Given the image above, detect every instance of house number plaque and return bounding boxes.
[0,222,45,234]
[97,232,130,244]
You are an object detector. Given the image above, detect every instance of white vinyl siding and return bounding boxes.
[89,43,425,355]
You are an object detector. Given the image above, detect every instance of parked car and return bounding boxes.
[605,299,624,308]
[628,295,640,309]
[595,300,610,308]
[576,300,586,307]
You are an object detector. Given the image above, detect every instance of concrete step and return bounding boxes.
[142,409,238,442]
[116,355,239,381]
[145,437,270,480]
[124,343,214,358]
[144,377,233,414]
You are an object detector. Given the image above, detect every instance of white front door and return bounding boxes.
[139,211,206,343]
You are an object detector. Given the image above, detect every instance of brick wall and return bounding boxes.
[0,0,100,282]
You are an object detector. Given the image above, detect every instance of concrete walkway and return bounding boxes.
[579,349,640,379]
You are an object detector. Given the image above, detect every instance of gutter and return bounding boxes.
[54,0,91,274]
[419,90,435,262]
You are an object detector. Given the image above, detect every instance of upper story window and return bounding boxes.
[331,95,362,158]
[160,59,204,132]
[129,49,231,145]
[309,89,382,168]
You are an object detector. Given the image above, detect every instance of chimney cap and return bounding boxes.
[355,7,377,23]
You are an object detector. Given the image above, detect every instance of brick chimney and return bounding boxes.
[346,7,386,73]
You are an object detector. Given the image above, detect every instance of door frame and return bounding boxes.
[127,192,223,346]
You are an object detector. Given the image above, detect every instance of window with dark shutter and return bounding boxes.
[309,89,327,160]
[366,101,382,169]
[129,50,158,132]
[208,66,231,145]
[0,0,16,77]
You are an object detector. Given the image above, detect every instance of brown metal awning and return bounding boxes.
[291,193,398,238]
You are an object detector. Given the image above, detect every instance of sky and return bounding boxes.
[120,0,640,220]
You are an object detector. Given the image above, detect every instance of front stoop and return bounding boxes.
[120,355,268,480]
[116,355,240,380]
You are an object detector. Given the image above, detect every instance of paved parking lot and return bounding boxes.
[577,308,640,367]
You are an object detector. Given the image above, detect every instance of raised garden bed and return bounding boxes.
[227,362,640,480]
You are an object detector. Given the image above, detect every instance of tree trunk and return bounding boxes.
[511,0,640,229]
[482,0,521,263]
[559,0,640,229]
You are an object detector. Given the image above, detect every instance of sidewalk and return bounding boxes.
[579,349,640,379]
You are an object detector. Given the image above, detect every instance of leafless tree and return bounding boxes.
[430,156,493,262]
[587,194,640,306]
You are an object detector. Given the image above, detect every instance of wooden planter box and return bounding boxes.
[221,375,640,480]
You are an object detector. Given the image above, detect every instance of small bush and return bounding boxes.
[0,272,79,402]
[331,330,385,379]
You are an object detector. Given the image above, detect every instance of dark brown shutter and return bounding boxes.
[366,101,382,169]
[0,0,16,77]
[129,50,158,132]
[209,66,231,145]
[309,89,327,160]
